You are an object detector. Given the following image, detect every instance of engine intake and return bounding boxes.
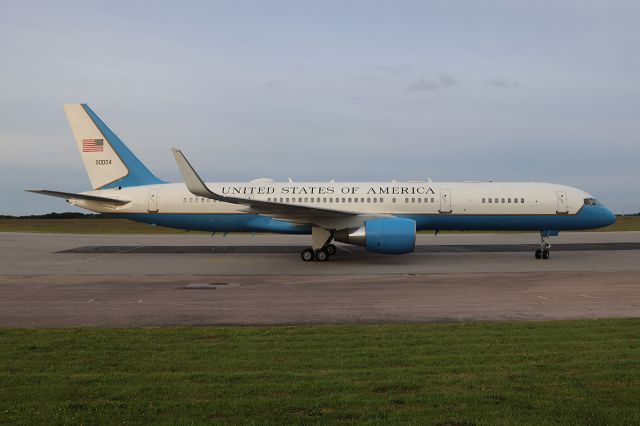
[334,218,416,254]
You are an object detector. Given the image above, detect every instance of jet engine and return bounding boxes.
[334,218,416,254]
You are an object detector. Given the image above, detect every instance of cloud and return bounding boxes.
[376,65,411,76]
[483,78,520,88]
[406,73,458,92]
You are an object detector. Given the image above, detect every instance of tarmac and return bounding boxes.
[1,231,639,327]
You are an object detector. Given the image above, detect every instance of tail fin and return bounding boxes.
[64,104,165,190]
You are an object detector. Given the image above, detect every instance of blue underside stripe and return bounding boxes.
[117,205,614,233]
[82,104,166,189]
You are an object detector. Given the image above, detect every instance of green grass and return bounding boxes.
[1,215,639,234]
[594,215,640,231]
[1,320,639,425]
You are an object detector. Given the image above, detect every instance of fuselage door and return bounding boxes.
[556,191,568,214]
[439,188,452,213]
[148,189,159,212]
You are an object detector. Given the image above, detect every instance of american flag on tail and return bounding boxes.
[82,139,104,152]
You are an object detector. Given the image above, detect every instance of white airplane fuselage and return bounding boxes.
[72,181,614,234]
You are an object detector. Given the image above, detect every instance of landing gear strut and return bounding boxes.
[535,231,552,260]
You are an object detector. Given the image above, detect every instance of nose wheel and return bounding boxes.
[535,248,550,259]
[535,232,552,260]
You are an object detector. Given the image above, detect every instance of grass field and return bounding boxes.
[1,320,639,425]
[0,215,639,234]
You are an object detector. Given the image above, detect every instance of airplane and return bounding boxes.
[28,104,616,261]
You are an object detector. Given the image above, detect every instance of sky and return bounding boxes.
[1,0,638,215]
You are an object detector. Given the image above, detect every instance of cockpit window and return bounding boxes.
[584,198,601,206]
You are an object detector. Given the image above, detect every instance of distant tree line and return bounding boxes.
[0,212,113,219]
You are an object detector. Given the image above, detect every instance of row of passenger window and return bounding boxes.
[184,196,524,205]
[266,197,439,204]
[482,197,525,204]
[184,197,215,203]
[182,197,438,204]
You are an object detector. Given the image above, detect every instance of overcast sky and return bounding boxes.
[1,1,638,215]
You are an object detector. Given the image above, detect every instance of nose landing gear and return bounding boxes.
[535,231,553,260]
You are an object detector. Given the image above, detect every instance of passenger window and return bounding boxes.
[323,197,327,203]
[286,198,289,203]
[279,197,283,202]
[342,197,346,203]
[488,198,492,203]
[348,197,352,202]
[354,197,358,203]
[501,198,505,203]
[482,198,485,203]
[367,197,371,203]
[329,198,333,202]
[417,198,422,203]
[183,198,187,203]
[380,198,384,203]
[304,198,308,203]
[189,198,193,203]
[508,198,511,203]
[392,198,396,203]
[514,198,518,203]
[411,198,415,203]
[373,198,377,203]
[431,198,435,203]
[521,198,524,203]
[405,198,409,203]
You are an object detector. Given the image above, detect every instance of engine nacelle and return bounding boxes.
[334,218,416,254]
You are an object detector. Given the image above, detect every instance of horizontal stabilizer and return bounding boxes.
[26,189,130,206]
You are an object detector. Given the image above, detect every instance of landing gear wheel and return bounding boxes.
[315,248,330,262]
[326,244,337,256]
[535,249,542,259]
[542,249,550,260]
[301,248,315,262]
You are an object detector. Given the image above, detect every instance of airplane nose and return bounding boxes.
[604,207,616,226]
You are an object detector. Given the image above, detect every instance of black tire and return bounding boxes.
[315,249,330,262]
[535,249,542,259]
[301,248,315,262]
[542,249,550,260]
[326,244,337,256]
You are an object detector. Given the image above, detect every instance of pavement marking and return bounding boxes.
[536,296,548,300]
[87,299,95,303]
[137,299,143,304]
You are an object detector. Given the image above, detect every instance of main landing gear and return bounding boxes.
[301,244,337,262]
[535,231,552,260]
[301,227,337,262]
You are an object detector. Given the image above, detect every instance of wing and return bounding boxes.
[26,189,130,206]
[171,148,390,229]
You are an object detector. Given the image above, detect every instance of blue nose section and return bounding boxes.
[603,207,616,227]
